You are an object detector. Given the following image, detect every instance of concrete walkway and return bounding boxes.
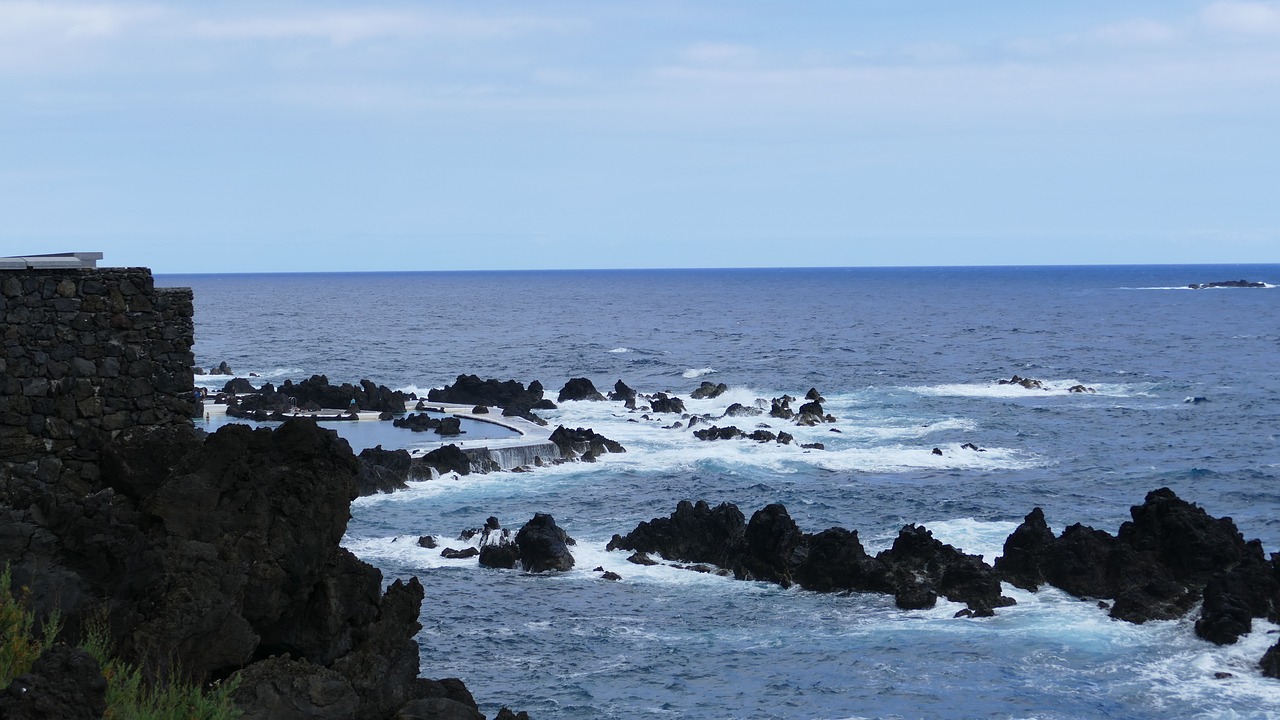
[200,401,560,470]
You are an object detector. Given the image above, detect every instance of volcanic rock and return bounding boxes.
[0,645,107,720]
[722,403,761,418]
[649,393,686,414]
[515,513,576,572]
[693,425,744,441]
[691,382,729,400]
[222,377,257,395]
[608,379,637,404]
[548,426,625,460]
[608,500,747,568]
[1188,280,1266,289]
[428,375,551,425]
[557,377,606,402]
[417,444,472,477]
[356,445,413,496]
[732,504,803,587]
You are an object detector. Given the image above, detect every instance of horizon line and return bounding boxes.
[151,261,1280,277]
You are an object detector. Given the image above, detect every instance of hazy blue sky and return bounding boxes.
[2,1,1278,272]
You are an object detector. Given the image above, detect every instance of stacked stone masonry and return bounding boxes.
[0,268,195,489]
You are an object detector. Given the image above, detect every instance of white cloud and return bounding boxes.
[680,43,759,66]
[1092,18,1180,45]
[898,42,968,64]
[191,10,581,46]
[1202,1,1280,35]
[0,1,158,40]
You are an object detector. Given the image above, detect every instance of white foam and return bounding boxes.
[905,380,1152,399]
[682,367,716,378]
[1124,283,1275,291]
[815,444,1040,474]
[607,347,631,353]
[874,517,1021,560]
[395,384,435,398]
[528,387,1045,477]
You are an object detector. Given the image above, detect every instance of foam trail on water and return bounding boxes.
[905,379,1155,399]
[608,347,631,353]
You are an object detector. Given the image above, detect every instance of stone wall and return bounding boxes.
[0,267,194,491]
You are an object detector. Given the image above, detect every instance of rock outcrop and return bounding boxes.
[611,500,1010,614]
[428,375,554,425]
[515,513,576,572]
[1,419,484,719]
[556,377,605,402]
[690,382,728,400]
[356,445,415,496]
[647,393,685,414]
[608,380,637,407]
[1188,280,1267,289]
[996,488,1280,648]
[0,645,107,720]
[548,426,625,462]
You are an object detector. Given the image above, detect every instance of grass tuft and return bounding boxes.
[2,564,240,719]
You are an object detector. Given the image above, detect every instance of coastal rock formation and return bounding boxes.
[280,375,408,413]
[226,376,408,417]
[428,375,553,425]
[721,402,761,418]
[691,381,728,399]
[393,413,462,436]
[648,392,686,414]
[693,425,745,441]
[548,425,625,461]
[0,645,107,720]
[1188,280,1267,289]
[515,513,576,572]
[222,377,257,395]
[556,377,605,402]
[769,396,795,420]
[997,375,1045,390]
[356,445,414,495]
[608,379,637,406]
[878,525,1014,614]
[2,419,481,718]
[612,500,1011,614]
[607,500,747,569]
[996,488,1280,645]
[416,444,472,477]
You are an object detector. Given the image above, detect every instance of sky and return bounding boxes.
[1,0,1278,272]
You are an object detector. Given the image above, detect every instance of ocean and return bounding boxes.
[162,265,1280,719]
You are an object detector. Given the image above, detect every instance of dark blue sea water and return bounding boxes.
[162,265,1280,719]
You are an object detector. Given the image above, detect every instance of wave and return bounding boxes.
[682,367,716,378]
[904,380,1154,399]
[607,347,631,354]
[863,517,1021,560]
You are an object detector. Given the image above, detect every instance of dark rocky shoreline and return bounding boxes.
[602,489,1280,674]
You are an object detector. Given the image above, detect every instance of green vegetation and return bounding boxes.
[0,564,61,686]
[1,565,240,719]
